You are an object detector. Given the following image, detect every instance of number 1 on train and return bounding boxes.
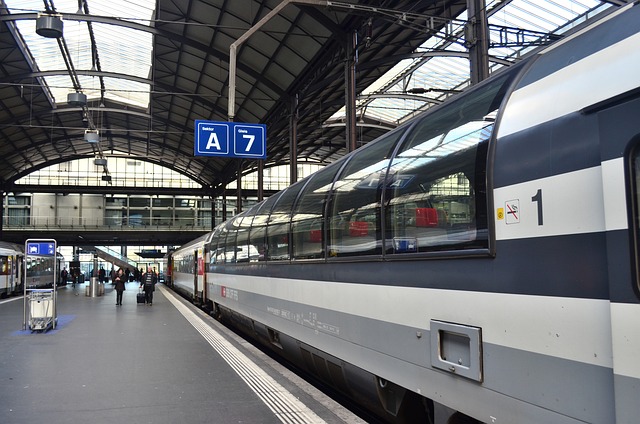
[531,189,543,225]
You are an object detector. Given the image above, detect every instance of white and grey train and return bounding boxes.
[168,4,640,423]
[0,241,23,297]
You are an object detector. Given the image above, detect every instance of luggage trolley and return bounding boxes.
[28,289,56,331]
[23,239,58,332]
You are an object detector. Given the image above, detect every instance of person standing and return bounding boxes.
[114,269,126,306]
[140,267,157,305]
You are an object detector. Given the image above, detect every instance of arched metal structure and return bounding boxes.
[0,0,626,197]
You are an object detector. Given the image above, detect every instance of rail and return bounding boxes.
[2,216,211,232]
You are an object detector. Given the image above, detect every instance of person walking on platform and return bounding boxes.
[114,269,126,306]
[140,267,157,305]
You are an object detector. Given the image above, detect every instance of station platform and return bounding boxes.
[0,282,365,424]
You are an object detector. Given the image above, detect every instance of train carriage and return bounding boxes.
[168,233,211,305]
[172,4,640,423]
[0,241,23,297]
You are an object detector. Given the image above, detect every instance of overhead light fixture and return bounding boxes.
[35,13,64,38]
[84,129,99,143]
[68,92,87,106]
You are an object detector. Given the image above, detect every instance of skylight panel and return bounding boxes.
[4,0,155,108]
[331,0,611,127]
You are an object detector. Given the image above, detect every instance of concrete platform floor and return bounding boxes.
[0,282,365,424]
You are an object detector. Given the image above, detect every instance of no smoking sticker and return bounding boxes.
[505,199,519,224]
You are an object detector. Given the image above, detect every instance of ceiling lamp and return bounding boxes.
[35,14,63,39]
[84,129,99,143]
[68,92,87,106]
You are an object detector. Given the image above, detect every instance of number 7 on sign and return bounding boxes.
[242,134,255,152]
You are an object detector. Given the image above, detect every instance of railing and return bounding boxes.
[95,246,139,269]
[2,216,211,232]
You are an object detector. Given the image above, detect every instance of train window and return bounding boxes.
[208,224,225,265]
[227,211,258,264]
[292,166,337,260]
[223,217,240,263]
[234,210,257,263]
[266,184,303,261]
[385,73,512,254]
[329,128,406,257]
[249,191,283,262]
[0,256,7,275]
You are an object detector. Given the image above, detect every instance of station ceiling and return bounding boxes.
[0,0,629,196]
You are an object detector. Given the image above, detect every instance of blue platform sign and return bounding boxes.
[194,120,266,159]
[27,242,56,256]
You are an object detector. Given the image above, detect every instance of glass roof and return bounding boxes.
[4,1,615,128]
[4,0,155,108]
[338,0,609,125]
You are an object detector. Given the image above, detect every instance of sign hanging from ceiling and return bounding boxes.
[194,120,266,159]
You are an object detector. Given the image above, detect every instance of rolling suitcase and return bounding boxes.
[136,288,146,304]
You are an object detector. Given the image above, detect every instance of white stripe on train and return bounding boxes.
[494,158,627,241]
[498,31,640,139]
[209,273,616,369]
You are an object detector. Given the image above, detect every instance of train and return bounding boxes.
[166,233,211,303]
[167,4,640,423]
[1,240,65,295]
[0,241,23,297]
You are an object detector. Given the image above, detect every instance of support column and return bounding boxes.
[222,190,227,222]
[467,0,490,85]
[0,191,4,238]
[289,95,298,185]
[210,196,216,227]
[257,161,264,202]
[237,161,243,213]
[345,30,358,152]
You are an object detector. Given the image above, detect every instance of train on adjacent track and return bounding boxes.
[0,241,65,297]
[167,4,640,423]
[0,241,23,297]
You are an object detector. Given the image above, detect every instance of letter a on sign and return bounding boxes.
[206,132,221,150]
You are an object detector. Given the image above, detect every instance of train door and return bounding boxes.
[201,247,208,310]
[166,255,173,287]
[197,247,205,304]
[596,99,640,423]
[9,254,16,293]
[0,255,8,296]
[193,249,199,304]
[13,253,23,294]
